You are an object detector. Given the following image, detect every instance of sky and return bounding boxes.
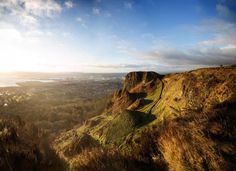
[0,0,235,73]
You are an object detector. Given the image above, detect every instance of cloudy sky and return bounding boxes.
[0,0,235,73]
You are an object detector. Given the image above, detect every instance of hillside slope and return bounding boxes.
[0,115,66,171]
[53,66,236,171]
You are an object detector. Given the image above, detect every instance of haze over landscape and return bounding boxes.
[0,0,235,73]
[0,1,236,171]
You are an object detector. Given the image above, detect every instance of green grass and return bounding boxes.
[138,80,163,114]
[86,80,164,146]
[86,110,156,146]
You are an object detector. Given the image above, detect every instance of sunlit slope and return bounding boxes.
[56,72,163,146]
[53,66,236,170]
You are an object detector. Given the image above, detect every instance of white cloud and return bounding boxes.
[62,32,71,37]
[65,1,73,9]
[84,63,207,73]
[0,0,62,29]
[19,12,38,27]
[134,46,236,66]
[194,5,203,13]
[115,39,136,53]
[92,8,100,15]
[76,17,87,28]
[124,2,133,9]
[24,0,61,17]
[105,12,112,17]
[216,3,236,20]
[0,1,95,72]
[141,33,155,39]
[0,23,93,72]
[76,17,83,22]
[217,4,230,16]
[128,19,236,66]
[0,25,22,42]
[197,19,236,46]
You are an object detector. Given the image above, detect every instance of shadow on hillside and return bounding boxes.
[130,92,147,99]
[125,110,156,127]
[141,99,153,106]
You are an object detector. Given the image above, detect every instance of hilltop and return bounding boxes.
[53,66,236,170]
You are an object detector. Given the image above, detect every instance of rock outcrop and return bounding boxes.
[123,71,162,92]
[106,71,163,114]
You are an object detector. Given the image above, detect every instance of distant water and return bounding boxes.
[0,76,54,87]
[0,72,125,87]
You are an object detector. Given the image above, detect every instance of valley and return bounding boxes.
[0,79,123,138]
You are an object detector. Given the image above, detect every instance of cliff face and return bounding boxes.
[106,71,163,114]
[53,66,236,171]
[123,71,162,91]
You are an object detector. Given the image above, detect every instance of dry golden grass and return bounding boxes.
[157,107,235,171]
[69,147,160,171]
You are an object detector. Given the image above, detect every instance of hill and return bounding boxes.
[53,66,236,170]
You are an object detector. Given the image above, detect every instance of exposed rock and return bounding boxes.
[123,71,162,91]
[106,71,163,114]
[106,89,138,114]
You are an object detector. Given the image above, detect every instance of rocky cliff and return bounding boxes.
[123,71,162,91]
[106,71,162,114]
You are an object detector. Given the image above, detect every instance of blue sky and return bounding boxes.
[0,0,235,73]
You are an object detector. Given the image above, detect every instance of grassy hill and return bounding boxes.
[53,66,236,170]
[0,67,235,170]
